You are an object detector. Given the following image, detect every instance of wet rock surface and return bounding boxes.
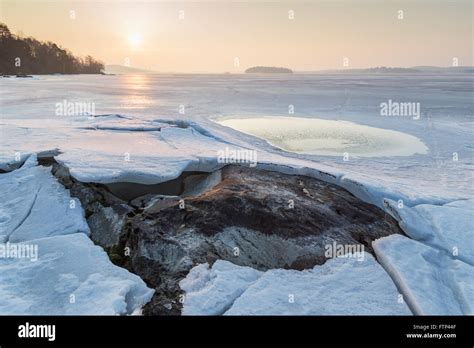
[50,162,404,316]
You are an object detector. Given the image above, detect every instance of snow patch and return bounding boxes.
[0,158,154,315]
[0,155,89,243]
[373,234,473,315]
[383,199,474,265]
[180,255,411,315]
[180,260,262,315]
[0,233,154,315]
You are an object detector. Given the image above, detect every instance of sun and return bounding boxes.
[128,32,141,48]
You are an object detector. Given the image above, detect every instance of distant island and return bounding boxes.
[245,66,293,74]
[0,23,104,75]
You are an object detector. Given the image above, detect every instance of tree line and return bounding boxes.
[0,23,104,75]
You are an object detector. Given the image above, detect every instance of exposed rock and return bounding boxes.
[49,161,404,316]
[125,166,404,315]
[52,163,126,217]
[87,204,133,248]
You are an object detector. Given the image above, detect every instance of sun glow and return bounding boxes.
[128,32,141,48]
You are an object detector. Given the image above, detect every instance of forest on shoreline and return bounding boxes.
[0,23,104,75]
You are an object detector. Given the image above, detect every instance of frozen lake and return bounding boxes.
[1,73,473,200]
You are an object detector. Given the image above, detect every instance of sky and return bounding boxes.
[1,0,473,72]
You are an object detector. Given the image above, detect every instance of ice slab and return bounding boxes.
[55,125,238,184]
[0,233,154,315]
[373,234,474,315]
[77,115,164,131]
[180,256,411,315]
[383,198,474,265]
[0,155,89,243]
[0,116,247,185]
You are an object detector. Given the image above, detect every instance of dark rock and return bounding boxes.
[50,160,404,316]
[88,204,133,248]
[125,166,404,315]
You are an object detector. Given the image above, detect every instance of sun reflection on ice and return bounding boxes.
[120,74,154,109]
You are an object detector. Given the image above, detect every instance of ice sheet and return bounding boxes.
[383,198,474,265]
[373,235,473,315]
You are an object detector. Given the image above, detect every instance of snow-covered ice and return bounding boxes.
[0,233,154,315]
[0,115,246,185]
[0,158,154,315]
[181,256,412,315]
[383,198,474,265]
[373,234,473,315]
[0,154,89,243]
[180,260,262,315]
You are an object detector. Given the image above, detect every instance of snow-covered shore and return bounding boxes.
[0,74,472,315]
[0,154,154,315]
